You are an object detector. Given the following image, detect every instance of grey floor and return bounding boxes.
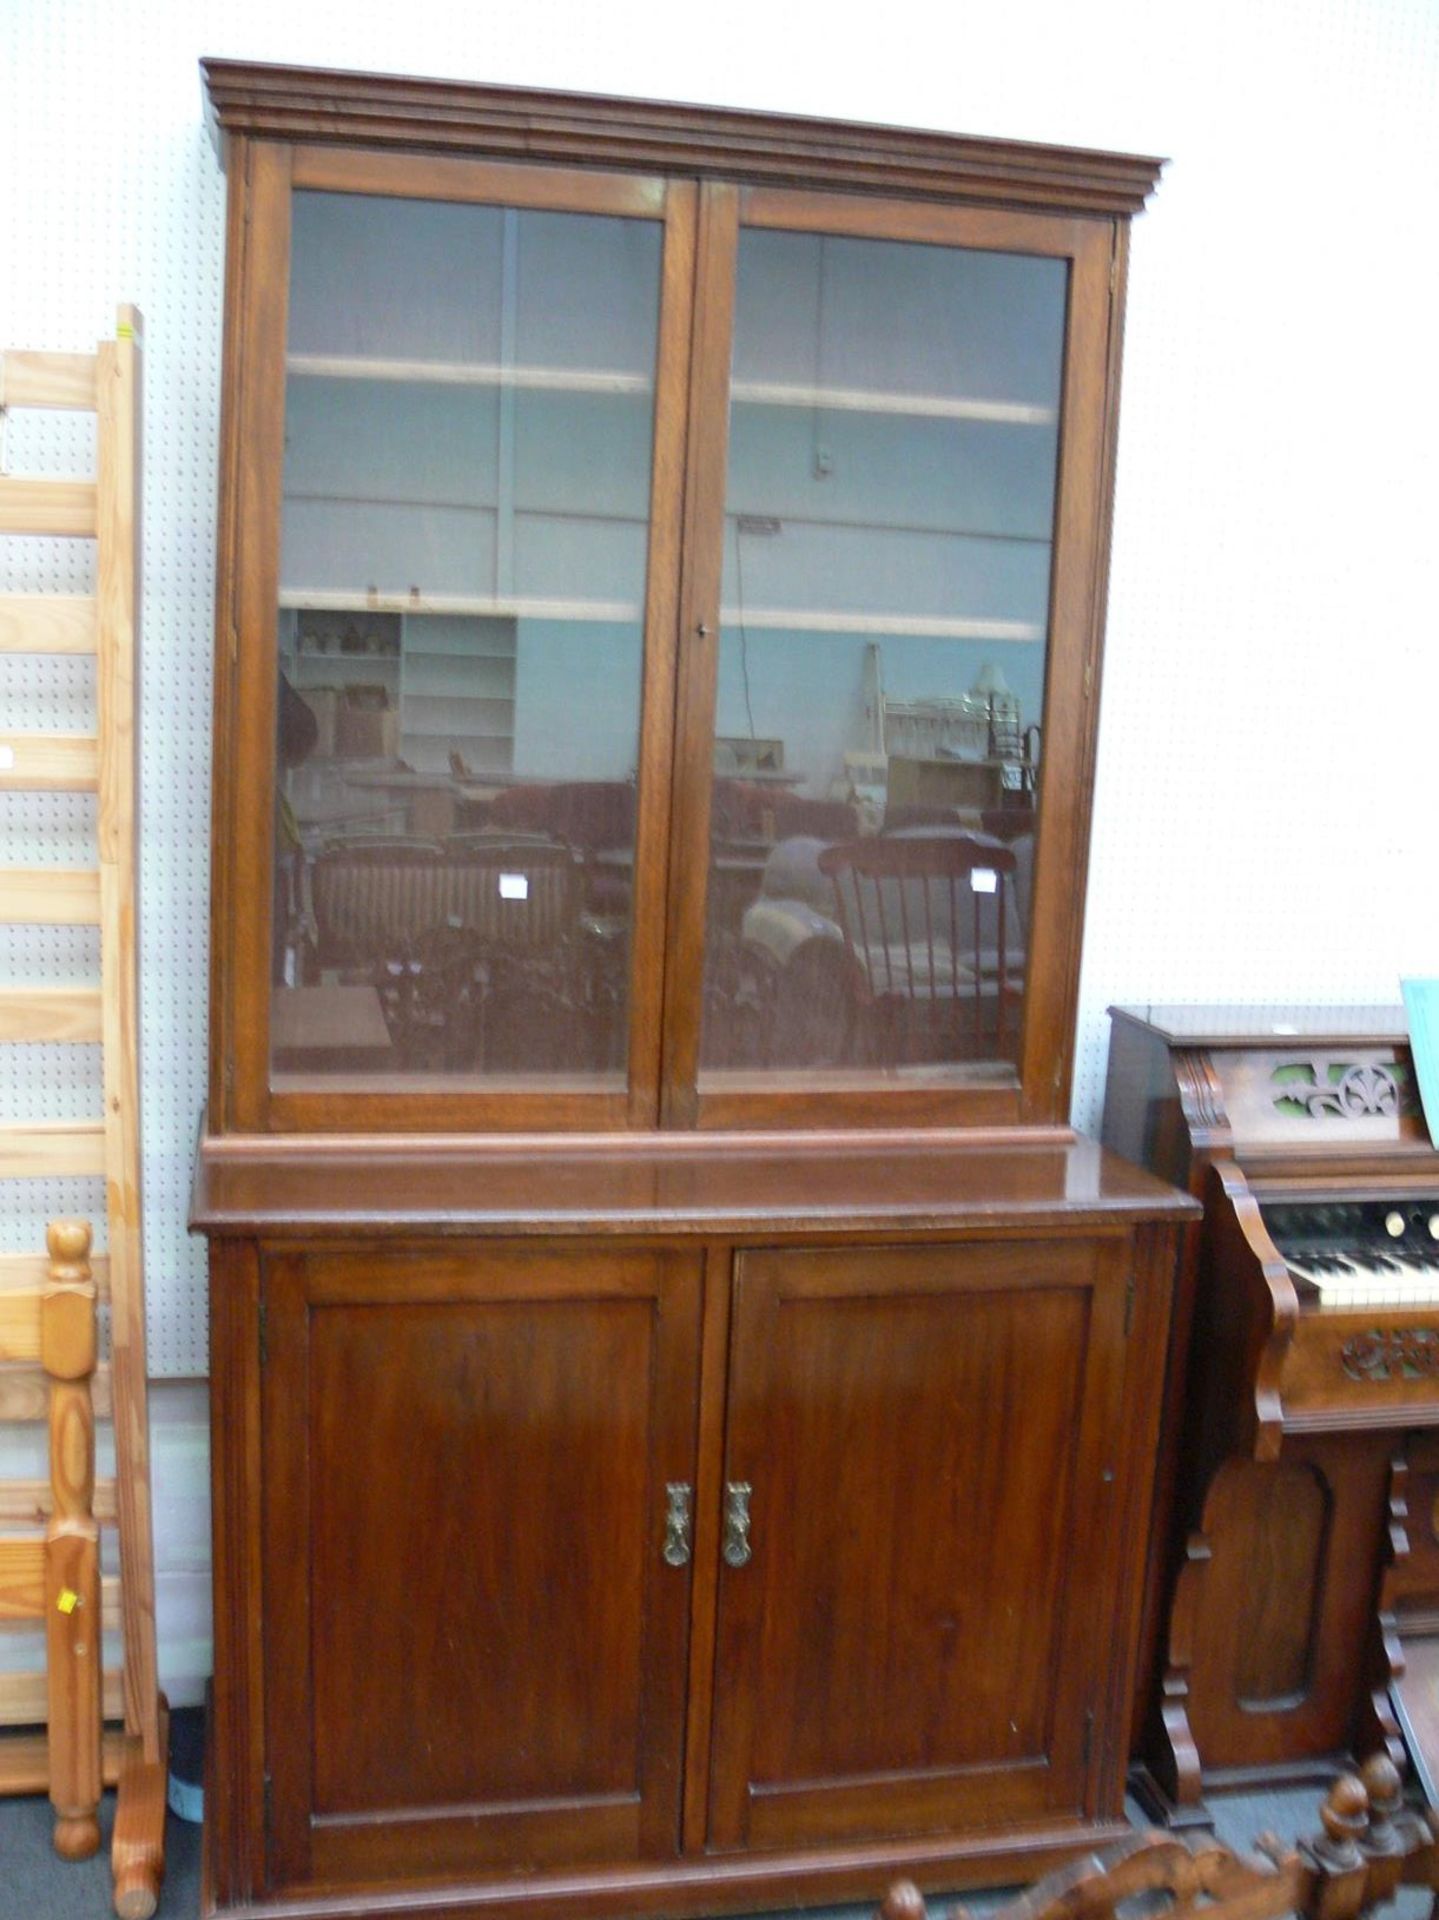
[0,1782,1415,1920]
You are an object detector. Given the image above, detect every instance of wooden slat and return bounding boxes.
[0,1251,109,1296]
[0,1537,43,1620]
[0,867,101,924]
[0,1478,117,1526]
[0,1122,106,1179]
[0,594,97,655]
[0,478,97,538]
[0,987,104,1043]
[0,1289,41,1363]
[0,1726,124,1795]
[98,309,164,1762]
[0,1363,111,1423]
[0,1663,123,1727]
[0,1571,119,1632]
[0,733,99,792]
[0,350,97,411]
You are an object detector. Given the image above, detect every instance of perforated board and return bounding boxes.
[4,0,1438,1379]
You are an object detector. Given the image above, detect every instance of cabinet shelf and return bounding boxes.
[279,589,639,623]
[730,378,1057,426]
[718,606,1044,640]
[281,590,1042,641]
[286,353,1055,427]
[287,353,652,396]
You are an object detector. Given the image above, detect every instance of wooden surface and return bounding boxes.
[0,866,102,923]
[0,348,98,410]
[1102,1009,1439,1820]
[263,1247,700,1887]
[881,1761,1439,1920]
[0,476,97,537]
[197,62,1175,1920]
[0,986,105,1043]
[199,1178,1187,1916]
[206,78,1148,1139]
[201,60,1165,215]
[194,1132,1196,1237]
[0,1224,102,1856]
[0,592,97,652]
[707,1239,1123,1849]
[0,310,168,1905]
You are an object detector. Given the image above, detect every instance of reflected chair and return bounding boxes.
[818,833,1019,1065]
[308,835,584,1069]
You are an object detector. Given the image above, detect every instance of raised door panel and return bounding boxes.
[707,1238,1129,1849]
[261,1243,701,1890]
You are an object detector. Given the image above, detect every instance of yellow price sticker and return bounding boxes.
[56,1589,80,1615]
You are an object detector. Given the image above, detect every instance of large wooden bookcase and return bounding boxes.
[192,61,1192,1920]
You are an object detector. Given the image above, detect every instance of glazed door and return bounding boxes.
[260,1244,702,1890]
[707,1239,1130,1848]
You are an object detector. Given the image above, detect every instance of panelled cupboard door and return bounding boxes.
[260,1245,702,1891]
[707,1239,1130,1849]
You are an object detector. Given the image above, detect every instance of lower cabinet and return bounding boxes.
[224,1223,1160,1915]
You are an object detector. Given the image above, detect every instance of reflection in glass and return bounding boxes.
[269,196,662,1088]
[700,229,1066,1082]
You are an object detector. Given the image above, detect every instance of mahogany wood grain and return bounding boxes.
[1181,1439,1392,1771]
[193,1133,1196,1239]
[217,138,292,1134]
[658,180,738,1128]
[201,62,1164,217]
[1103,1008,1439,1819]
[680,1243,732,1854]
[707,1239,1126,1849]
[205,1237,266,1909]
[198,65,1175,1920]
[623,179,697,1127]
[740,187,1090,256]
[291,144,666,215]
[262,1245,701,1889]
[1013,218,1115,1127]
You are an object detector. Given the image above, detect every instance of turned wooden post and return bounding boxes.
[1300,1774,1375,1920]
[42,1218,102,1861]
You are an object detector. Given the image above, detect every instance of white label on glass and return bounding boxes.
[971,868,998,894]
[498,873,529,901]
[0,746,13,770]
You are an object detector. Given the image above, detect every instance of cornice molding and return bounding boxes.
[200,60,1164,217]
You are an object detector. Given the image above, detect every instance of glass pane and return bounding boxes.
[270,194,662,1090]
[700,228,1065,1084]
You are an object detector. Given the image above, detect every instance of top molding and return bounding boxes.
[200,60,1165,217]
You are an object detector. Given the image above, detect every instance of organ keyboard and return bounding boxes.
[1275,1202,1439,1310]
[1102,1006,1439,1827]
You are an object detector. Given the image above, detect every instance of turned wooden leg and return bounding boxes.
[43,1220,102,1862]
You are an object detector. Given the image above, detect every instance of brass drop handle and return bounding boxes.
[722,1480,753,1568]
[662,1482,693,1567]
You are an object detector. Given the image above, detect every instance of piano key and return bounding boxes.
[1285,1252,1439,1311]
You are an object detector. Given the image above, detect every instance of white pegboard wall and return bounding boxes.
[4,0,1439,1383]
